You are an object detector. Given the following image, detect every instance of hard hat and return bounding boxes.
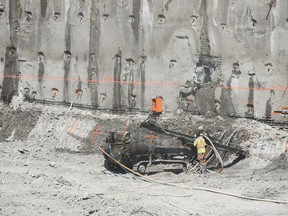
[198,126,204,131]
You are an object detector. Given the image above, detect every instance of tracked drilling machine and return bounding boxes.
[101,97,247,174]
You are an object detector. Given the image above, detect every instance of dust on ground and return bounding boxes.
[0,102,287,216]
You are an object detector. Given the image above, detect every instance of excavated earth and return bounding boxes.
[0,102,287,216]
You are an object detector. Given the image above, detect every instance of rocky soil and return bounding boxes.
[0,102,287,216]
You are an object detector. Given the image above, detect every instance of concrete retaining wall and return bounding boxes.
[0,0,287,118]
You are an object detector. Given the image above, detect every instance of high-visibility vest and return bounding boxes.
[193,136,206,154]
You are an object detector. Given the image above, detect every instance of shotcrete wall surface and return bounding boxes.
[0,0,287,118]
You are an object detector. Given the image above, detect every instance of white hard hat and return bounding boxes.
[198,126,204,131]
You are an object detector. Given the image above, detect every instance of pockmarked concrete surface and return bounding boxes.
[0,103,287,215]
[0,1,287,118]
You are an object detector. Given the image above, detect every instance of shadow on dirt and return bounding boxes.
[224,154,246,168]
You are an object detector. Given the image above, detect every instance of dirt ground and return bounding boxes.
[0,102,287,216]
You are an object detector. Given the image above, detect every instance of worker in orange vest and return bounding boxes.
[194,132,207,174]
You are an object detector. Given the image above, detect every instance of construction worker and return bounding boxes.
[194,132,207,174]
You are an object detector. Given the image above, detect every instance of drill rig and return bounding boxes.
[102,97,247,174]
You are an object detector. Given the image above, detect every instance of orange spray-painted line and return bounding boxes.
[66,118,79,141]
[0,74,286,91]
[0,74,181,87]
[247,130,254,147]
[91,125,103,145]
[145,133,158,145]
[66,118,78,133]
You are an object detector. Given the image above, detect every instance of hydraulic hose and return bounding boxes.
[204,134,224,169]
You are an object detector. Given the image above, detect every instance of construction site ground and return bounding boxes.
[0,103,287,216]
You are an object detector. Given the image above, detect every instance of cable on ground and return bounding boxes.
[98,146,288,205]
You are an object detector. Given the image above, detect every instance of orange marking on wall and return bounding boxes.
[271,105,288,115]
[145,133,157,145]
[271,112,281,116]
[270,84,287,91]
[103,76,114,82]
